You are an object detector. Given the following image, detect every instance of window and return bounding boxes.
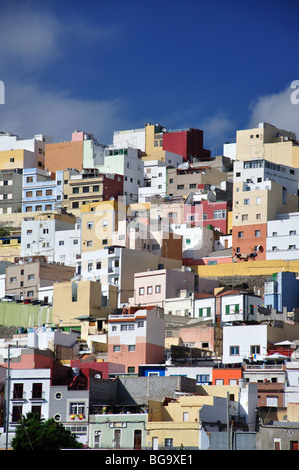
[139,287,145,295]
[87,222,94,229]
[112,325,117,332]
[73,239,78,245]
[83,186,89,193]
[155,285,161,293]
[243,199,250,205]
[137,321,144,327]
[10,277,16,283]
[26,191,33,197]
[28,274,34,280]
[87,240,93,246]
[128,367,135,373]
[255,230,261,237]
[256,213,261,220]
[290,230,297,235]
[70,403,85,415]
[147,286,153,294]
[27,291,34,297]
[93,185,99,192]
[230,346,240,356]
[251,345,260,355]
[238,231,243,238]
[59,240,64,246]
[102,239,107,245]
[72,187,79,194]
[12,405,23,422]
[32,383,43,399]
[88,263,93,272]
[183,412,189,422]
[165,438,173,448]
[128,345,135,352]
[113,345,120,352]
[242,214,248,221]
[72,202,79,208]
[256,197,261,204]
[96,262,101,269]
[198,307,211,317]
[13,383,24,399]
[225,304,239,314]
[46,189,52,196]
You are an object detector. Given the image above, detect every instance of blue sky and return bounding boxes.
[0,0,299,152]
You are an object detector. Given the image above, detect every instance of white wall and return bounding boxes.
[222,324,268,364]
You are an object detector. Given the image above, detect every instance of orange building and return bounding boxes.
[45,139,84,172]
[212,367,243,385]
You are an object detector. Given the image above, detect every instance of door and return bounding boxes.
[114,429,121,449]
[152,437,158,450]
[134,429,142,450]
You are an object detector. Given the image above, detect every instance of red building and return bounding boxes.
[162,128,210,162]
[184,196,231,234]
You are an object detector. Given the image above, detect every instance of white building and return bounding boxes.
[138,160,168,203]
[5,367,51,438]
[0,132,52,152]
[113,128,146,152]
[219,291,264,325]
[233,159,298,196]
[96,146,144,204]
[170,223,214,260]
[21,214,80,265]
[267,212,299,260]
[194,294,216,321]
[222,324,269,364]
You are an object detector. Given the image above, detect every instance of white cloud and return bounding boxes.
[248,83,299,138]
[0,81,127,144]
[0,9,62,71]
[198,113,236,149]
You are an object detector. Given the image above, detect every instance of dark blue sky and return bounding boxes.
[0,0,298,151]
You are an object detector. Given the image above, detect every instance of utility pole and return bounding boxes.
[5,344,10,451]
[227,392,230,450]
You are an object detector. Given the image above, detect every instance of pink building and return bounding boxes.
[131,268,197,308]
[107,306,165,373]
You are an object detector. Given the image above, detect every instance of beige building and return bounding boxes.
[52,280,118,328]
[5,258,75,300]
[235,122,299,167]
[80,200,127,253]
[166,166,227,197]
[62,169,123,212]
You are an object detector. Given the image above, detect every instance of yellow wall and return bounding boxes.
[192,259,299,277]
[0,149,25,170]
[52,280,116,327]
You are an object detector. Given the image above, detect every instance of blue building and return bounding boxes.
[22,168,63,213]
[264,271,299,312]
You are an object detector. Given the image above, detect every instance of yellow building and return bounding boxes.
[192,258,299,278]
[80,199,127,253]
[147,386,242,449]
[235,122,299,167]
[52,280,118,328]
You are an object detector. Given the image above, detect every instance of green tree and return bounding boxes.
[11,412,83,450]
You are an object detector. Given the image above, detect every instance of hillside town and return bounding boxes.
[1,121,299,450]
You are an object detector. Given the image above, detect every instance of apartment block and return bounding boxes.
[77,246,182,305]
[52,280,118,327]
[267,212,299,260]
[62,168,123,211]
[0,131,51,171]
[167,165,227,198]
[96,146,144,204]
[21,212,79,265]
[5,258,75,301]
[0,170,22,214]
[45,130,107,172]
[108,306,165,373]
[22,168,64,213]
[232,159,299,261]
[235,122,299,167]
